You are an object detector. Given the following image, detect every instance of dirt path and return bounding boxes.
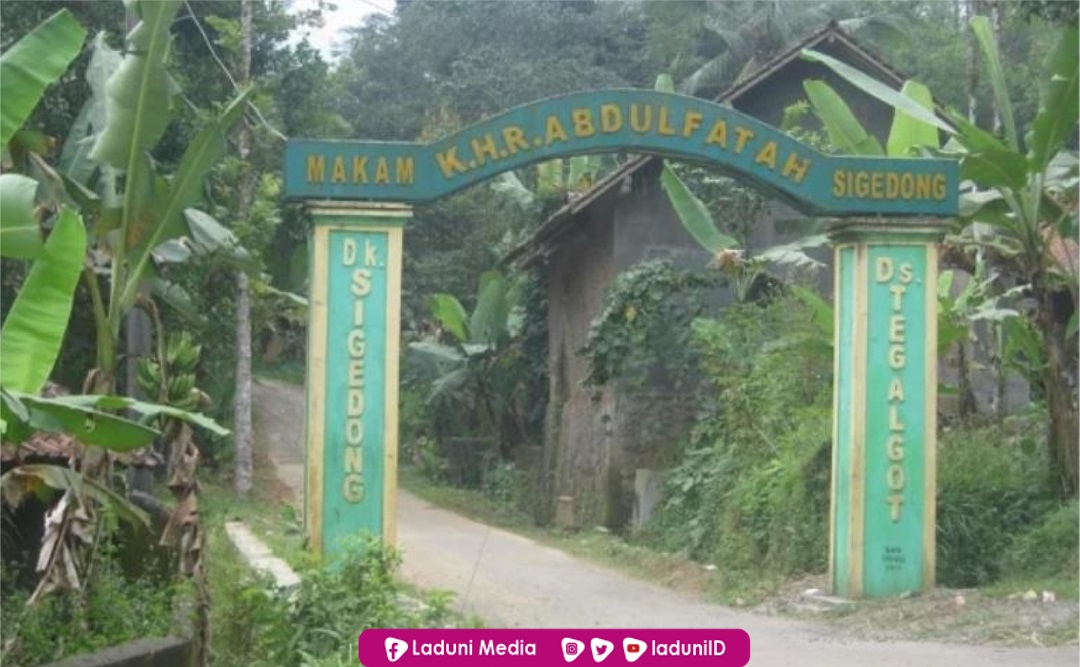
[252,377,1077,667]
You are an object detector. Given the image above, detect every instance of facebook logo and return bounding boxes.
[385,637,408,663]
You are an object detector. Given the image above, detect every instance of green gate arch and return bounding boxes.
[284,88,958,600]
[285,89,957,217]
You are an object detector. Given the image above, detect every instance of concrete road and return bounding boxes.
[255,378,1078,667]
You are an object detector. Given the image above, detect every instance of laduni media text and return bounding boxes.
[358,628,751,666]
[409,638,536,657]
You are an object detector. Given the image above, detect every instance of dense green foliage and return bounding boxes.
[212,539,455,667]
[641,296,833,573]
[1,542,183,666]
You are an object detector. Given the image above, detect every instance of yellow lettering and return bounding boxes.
[682,111,703,138]
[915,174,931,199]
[657,105,676,136]
[833,170,845,196]
[436,146,467,178]
[307,154,326,182]
[502,126,529,154]
[855,171,870,197]
[886,173,899,198]
[571,108,595,137]
[343,473,364,503]
[331,155,346,183]
[629,104,652,133]
[374,157,389,184]
[705,120,727,147]
[600,104,623,133]
[734,126,755,153]
[872,172,884,198]
[545,115,569,144]
[753,141,778,169]
[364,240,377,266]
[899,263,914,284]
[933,173,946,200]
[470,133,499,164]
[395,157,414,184]
[888,378,904,401]
[781,152,811,183]
[352,156,368,183]
[900,173,914,198]
[343,239,357,266]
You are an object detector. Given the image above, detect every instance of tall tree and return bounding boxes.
[233,0,254,497]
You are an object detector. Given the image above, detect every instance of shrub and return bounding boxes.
[642,295,833,576]
[1000,500,1079,582]
[936,411,1057,587]
[1,546,181,666]
[212,538,454,667]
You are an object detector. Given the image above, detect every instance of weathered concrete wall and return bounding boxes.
[41,638,191,667]
[540,195,618,528]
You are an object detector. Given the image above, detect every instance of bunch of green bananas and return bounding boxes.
[136,333,206,412]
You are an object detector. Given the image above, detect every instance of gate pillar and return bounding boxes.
[828,219,946,598]
[303,202,408,558]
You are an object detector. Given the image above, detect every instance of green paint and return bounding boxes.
[285,89,958,217]
[322,228,389,553]
[832,246,855,597]
[863,245,928,596]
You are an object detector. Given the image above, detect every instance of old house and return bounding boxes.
[505,23,944,531]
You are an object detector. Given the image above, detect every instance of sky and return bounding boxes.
[289,0,394,60]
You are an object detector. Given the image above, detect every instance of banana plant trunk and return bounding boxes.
[1034,278,1079,497]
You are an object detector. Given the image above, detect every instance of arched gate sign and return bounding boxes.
[284,89,958,600]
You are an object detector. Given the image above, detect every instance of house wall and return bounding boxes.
[536,36,1022,531]
[539,196,619,527]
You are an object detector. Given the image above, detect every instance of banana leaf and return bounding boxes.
[429,294,469,343]
[970,16,1019,151]
[56,394,229,437]
[9,392,160,451]
[1,464,150,531]
[803,80,883,155]
[886,80,939,157]
[0,208,86,394]
[1028,26,1079,172]
[0,173,44,259]
[801,48,954,136]
[0,9,86,148]
[660,163,738,253]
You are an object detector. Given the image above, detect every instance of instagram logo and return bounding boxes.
[562,638,585,663]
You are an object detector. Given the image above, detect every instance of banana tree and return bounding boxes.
[408,270,527,458]
[801,20,1079,495]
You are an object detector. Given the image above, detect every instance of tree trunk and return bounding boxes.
[1035,281,1079,497]
[233,0,255,497]
[965,0,981,124]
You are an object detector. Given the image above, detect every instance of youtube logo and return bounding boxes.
[622,637,646,663]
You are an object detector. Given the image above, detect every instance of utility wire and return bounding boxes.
[181,0,288,143]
